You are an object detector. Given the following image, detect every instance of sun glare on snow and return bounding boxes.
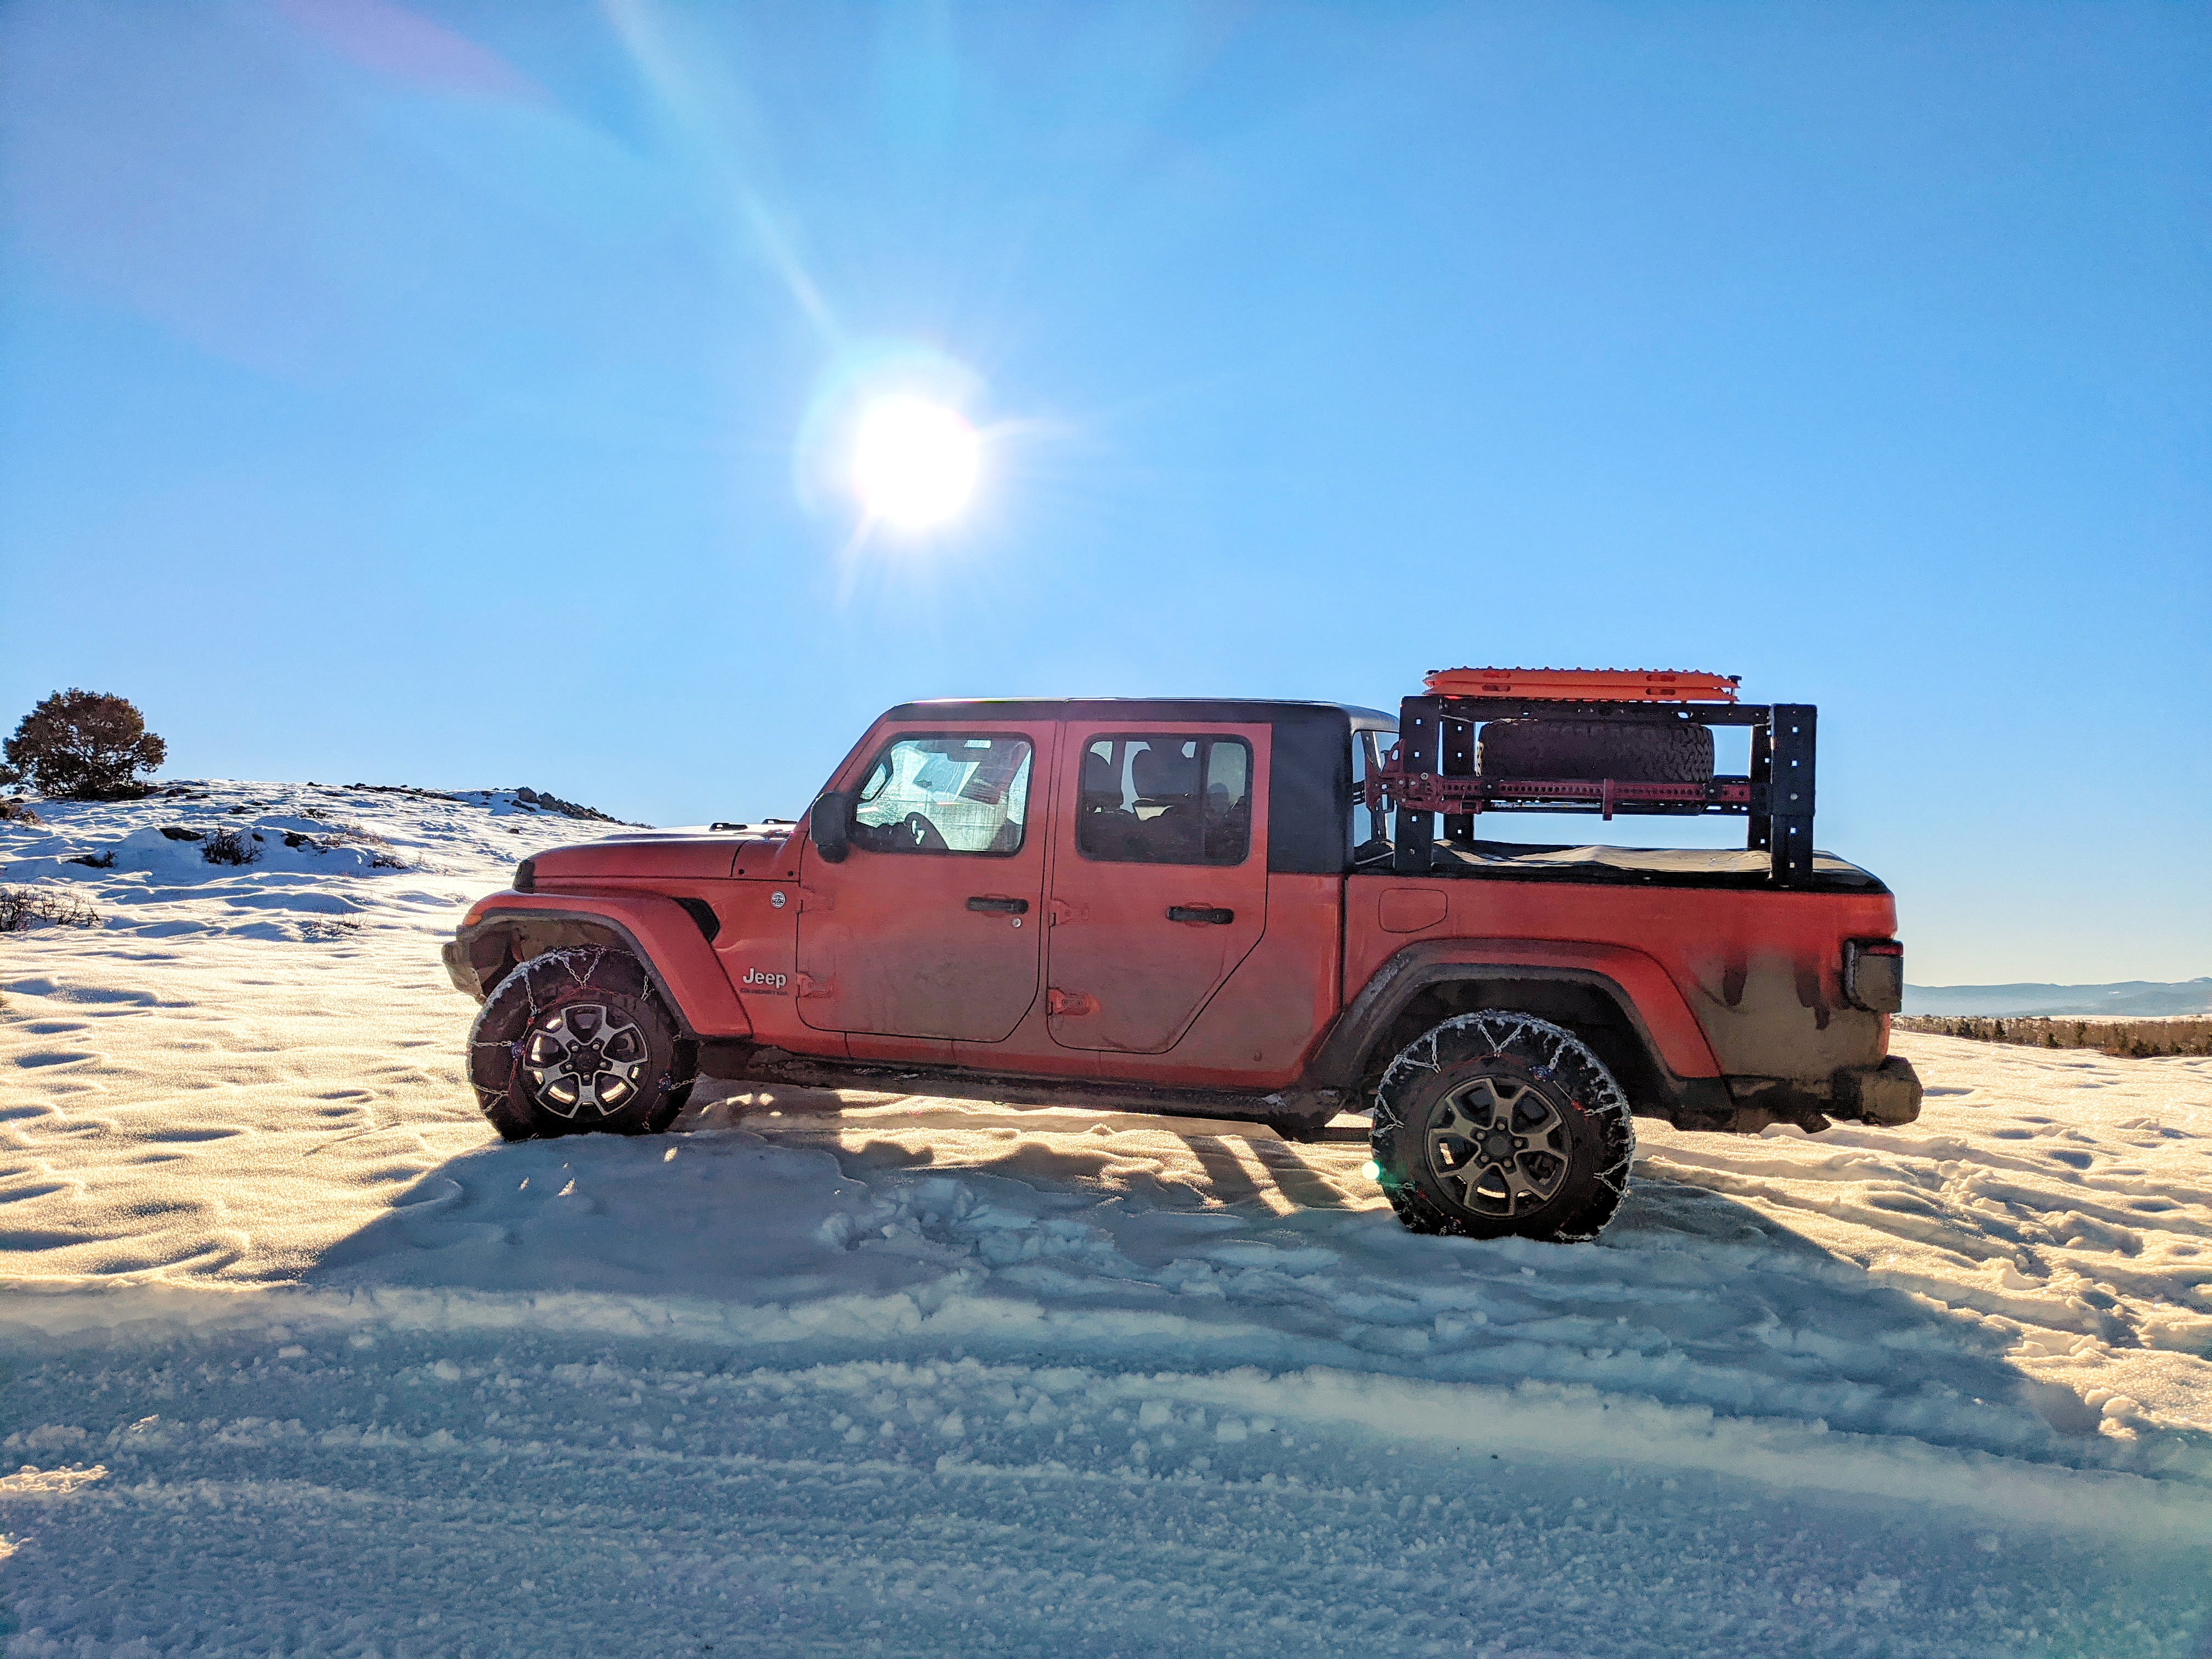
[851,395,981,531]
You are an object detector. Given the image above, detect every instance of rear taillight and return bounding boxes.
[513,857,537,893]
[1844,938,1904,1013]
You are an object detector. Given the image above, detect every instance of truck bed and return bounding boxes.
[1419,838,1888,894]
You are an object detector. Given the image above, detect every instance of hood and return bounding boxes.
[525,823,797,885]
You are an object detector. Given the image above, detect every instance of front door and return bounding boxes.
[795,723,1053,1042]
[1045,724,1269,1053]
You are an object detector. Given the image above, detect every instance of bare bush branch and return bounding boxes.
[201,828,263,866]
[0,885,102,932]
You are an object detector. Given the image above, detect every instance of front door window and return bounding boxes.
[853,736,1031,855]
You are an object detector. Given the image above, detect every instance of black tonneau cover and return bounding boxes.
[1419,839,1888,894]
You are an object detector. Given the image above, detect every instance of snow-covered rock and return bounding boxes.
[0,778,634,944]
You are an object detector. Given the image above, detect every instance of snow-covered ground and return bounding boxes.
[3,783,2209,1657]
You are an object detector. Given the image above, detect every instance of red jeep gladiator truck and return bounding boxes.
[443,669,1920,1244]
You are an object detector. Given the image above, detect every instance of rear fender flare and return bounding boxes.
[1307,939,1722,1102]
[454,892,752,1039]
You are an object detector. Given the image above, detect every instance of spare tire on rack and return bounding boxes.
[1475,719,1714,783]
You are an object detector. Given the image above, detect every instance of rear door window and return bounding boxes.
[1075,734,1252,866]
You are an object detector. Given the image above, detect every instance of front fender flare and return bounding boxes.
[452,890,752,1039]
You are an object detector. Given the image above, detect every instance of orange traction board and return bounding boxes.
[1422,667,1741,703]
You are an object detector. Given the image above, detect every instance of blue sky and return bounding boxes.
[2,1,2205,983]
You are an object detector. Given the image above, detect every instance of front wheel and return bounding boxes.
[466,947,695,1141]
[1370,1012,1634,1242]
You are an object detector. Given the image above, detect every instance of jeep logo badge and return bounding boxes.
[739,968,789,992]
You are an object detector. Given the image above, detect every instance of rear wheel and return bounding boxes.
[1369,1012,1634,1242]
[466,946,694,1141]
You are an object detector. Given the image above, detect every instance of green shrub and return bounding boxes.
[1,690,166,800]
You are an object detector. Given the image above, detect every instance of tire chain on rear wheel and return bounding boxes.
[1370,1012,1634,1242]
[466,945,694,1141]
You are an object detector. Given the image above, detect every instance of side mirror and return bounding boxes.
[809,791,851,863]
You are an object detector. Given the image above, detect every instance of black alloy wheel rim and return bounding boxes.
[522,1002,650,1118]
[1423,1073,1572,1217]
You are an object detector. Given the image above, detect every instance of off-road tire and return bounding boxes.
[1476,719,1713,783]
[466,946,695,1141]
[1369,1012,1634,1243]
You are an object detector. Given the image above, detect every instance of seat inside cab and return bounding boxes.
[1075,736,1251,866]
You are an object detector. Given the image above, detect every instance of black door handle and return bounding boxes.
[1167,905,1234,925]
[966,896,1030,914]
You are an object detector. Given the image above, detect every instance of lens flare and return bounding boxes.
[851,396,981,531]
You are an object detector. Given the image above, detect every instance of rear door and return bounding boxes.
[1045,723,1269,1054]
[795,722,1054,1041]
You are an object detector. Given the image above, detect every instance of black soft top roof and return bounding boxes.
[874,698,1386,874]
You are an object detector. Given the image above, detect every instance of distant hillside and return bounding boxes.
[1903,977,2212,1017]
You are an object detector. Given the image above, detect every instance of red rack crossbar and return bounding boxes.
[1367,772,1754,821]
[1421,667,1740,703]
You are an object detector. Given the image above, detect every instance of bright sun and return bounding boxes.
[850,396,981,530]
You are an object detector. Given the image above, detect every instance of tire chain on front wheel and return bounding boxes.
[465,946,693,1141]
[1370,1012,1635,1242]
